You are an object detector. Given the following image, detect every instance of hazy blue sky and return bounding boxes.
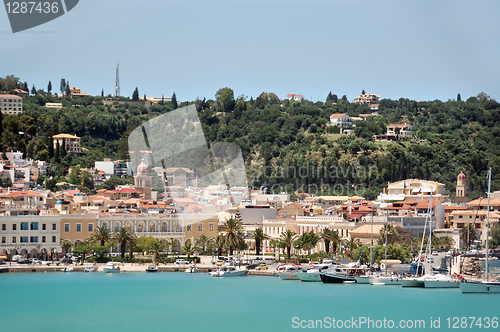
[1,0,499,103]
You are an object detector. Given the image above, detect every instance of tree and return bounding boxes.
[459,224,478,251]
[181,242,196,261]
[215,87,235,112]
[171,92,178,109]
[379,224,400,245]
[60,78,66,96]
[295,230,320,255]
[457,93,461,102]
[342,238,361,259]
[132,87,139,101]
[341,95,348,102]
[65,81,70,96]
[91,226,111,246]
[279,230,297,261]
[252,227,269,256]
[196,234,209,252]
[362,89,365,95]
[30,85,36,95]
[72,242,91,262]
[144,236,164,259]
[219,217,244,256]
[127,233,138,259]
[113,227,134,259]
[60,239,72,253]
[47,81,52,94]
[321,228,340,254]
[101,89,104,97]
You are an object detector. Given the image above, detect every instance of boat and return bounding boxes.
[460,168,500,294]
[297,264,334,282]
[84,266,98,272]
[401,277,425,288]
[369,274,402,285]
[210,266,247,277]
[424,274,460,288]
[320,263,368,283]
[146,264,158,272]
[277,265,305,280]
[103,262,120,273]
[60,267,74,272]
[354,275,370,284]
[185,265,198,273]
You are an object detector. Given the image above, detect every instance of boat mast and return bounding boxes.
[384,204,388,275]
[370,214,373,272]
[486,167,491,281]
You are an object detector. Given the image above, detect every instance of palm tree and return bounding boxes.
[279,230,297,261]
[379,224,400,246]
[321,228,340,254]
[126,233,138,259]
[196,234,209,252]
[252,228,269,256]
[91,225,111,246]
[296,231,320,255]
[113,227,134,259]
[60,239,72,253]
[460,224,478,251]
[215,235,224,257]
[219,217,244,256]
[343,238,361,259]
[181,242,196,261]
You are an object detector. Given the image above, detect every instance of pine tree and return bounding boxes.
[132,87,139,101]
[48,136,54,159]
[457,93,461,101]
[47,81,52,94]
[362,89,366,95]
[31,85,36,95]
[144,93,146,101]
[171,92,178,109]
[0,112,2,136]
[342,95,348,102]
[161,94,164,105]
[65,81,70,96]
[326,91,333,102]
[23,82,28,91]
[101,89,104,97]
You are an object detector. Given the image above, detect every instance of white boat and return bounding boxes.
[369,275,402,285]
[185,265,198,273]
[460,168,500,294]
[277,265,305,280]
[146,264,158,272]
[401,277,424,288]
[210,266,247,277]
[424,274,460,288]
[84,266,98,272]
[103,262,120,273]
[297,264,334,282]
[320,263,368,283]
[60,267,74,272]
[355,275,370,284]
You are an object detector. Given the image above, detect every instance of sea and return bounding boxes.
[0,272,498,332]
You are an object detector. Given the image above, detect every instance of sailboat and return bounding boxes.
[460,168,500,293]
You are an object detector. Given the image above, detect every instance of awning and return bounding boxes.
[0,255,8,259]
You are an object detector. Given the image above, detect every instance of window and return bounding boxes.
[20,222,28,230]
[52,236,56,243]
[12,224,17,231]
[459,215,463,219]
[42,223,46,231]
[88,223,93,232]
[1,224,5,231]
[76,224,82,232]
[198,223,203,232]
[12,237,16,243]
[30,236,38,243]
[209,223,214,232]
[186,224,192,232]
[64,223,70,232]
[52,223,57,231]
[30,222,38,230]
[20,236,28,243]
[42,236,46,243]
[1,237,5,244]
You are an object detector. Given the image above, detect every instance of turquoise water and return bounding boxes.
[0,272,498,331]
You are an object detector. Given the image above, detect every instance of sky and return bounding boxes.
[1,0,499,103]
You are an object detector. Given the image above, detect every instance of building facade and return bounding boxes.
[0,94,23,114]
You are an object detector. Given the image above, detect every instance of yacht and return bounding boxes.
[84,266,98,272]
[277,265,305,280]
[185,265,198,273]
[103,262,120,273]
[146,264,158,272]
[424,274,460,288]
[320,263,368,283]
[210,266,247,277]
[297,264,334,282]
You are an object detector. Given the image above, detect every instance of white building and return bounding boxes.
[285,94,304,101]
[0,94,23,114]
[53,134,81,154]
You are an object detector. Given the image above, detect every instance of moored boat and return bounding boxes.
[84,266,98,272]
[297,264,334,282]
[210,266,247,277]
[277,265,305,280]
[103,262,120,273]
[146,264,158,272]
[369,275,402,285]
[320,263,368,284]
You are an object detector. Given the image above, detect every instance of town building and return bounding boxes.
[44,103,63,111]
[455,172,468,203]
[53,134,82,154]
[0,94,23,114]
[285,94,304,101]
[352,93,380,105]
[377,179,449,203]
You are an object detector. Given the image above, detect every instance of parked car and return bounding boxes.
[30,258,41,264]
[255,263,268,270]
[175,259,190,265]
[246,263,260,270]
[467,249,478,255]
[17,258,31,264]
[216,260,225,266]
[242,258,251,265]
[431,251,438,256]
[61,257,72,264]
[426,257,434,264]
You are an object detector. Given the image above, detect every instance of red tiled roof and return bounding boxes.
[330,113,347,118]
[112,188,141,193]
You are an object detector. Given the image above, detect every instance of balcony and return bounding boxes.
[134,232,184,237]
